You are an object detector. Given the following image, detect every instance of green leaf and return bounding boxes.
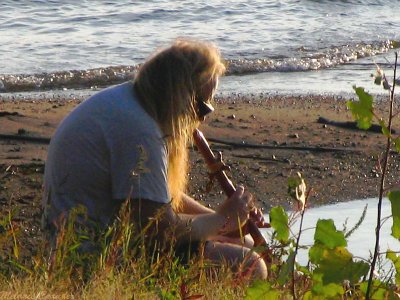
[287,175,302,198]
[9,259,33,275]
[314,219,347,249]
[309,245,369,284]
[378,119,390,137]
[388,191,400,239]
[383,81,391,90]
[313,244,351,266]
[347,86,374,130]
[320,258,369,285]
[297,265,312,277]
[308,220,369,286]
[287,172,307,211]
[360,280,388,299]
[269,206,289,242]
[158,288,177,300]
[277,250,295,286]
[312,282,344,298]
[244,281,281,300]
[303,291,325,300]
[374,76,382,86]
[308,273,343,298]
[393,137,400,153]
[309,243,325,263]
[386,250,400,286]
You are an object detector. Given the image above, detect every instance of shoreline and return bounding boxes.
[0,64,389,102]
[0,87,388,103]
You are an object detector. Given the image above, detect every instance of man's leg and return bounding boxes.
[204,241,268,280]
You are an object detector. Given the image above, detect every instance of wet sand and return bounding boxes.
[1,94,399,258]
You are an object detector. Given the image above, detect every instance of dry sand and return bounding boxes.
[1,94,400,258]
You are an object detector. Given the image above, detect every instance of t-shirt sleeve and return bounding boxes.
[108,129,170,204]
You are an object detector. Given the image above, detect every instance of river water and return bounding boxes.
[0,0,399,96]
[263,198,398,269]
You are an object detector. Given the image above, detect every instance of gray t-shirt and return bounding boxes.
[43,82,170,229]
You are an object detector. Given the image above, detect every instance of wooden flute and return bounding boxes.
[193,128,271,255]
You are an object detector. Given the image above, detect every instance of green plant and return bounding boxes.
[244,52,400,299]
[347,52,399,299]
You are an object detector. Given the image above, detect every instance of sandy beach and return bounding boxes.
[1,93,399,259]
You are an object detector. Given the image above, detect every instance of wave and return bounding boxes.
[0,66,138,93]
[0,40,398,93]
[226,40,398,74]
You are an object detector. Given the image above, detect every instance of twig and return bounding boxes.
[291,188,312,300]
[366,52,398,300]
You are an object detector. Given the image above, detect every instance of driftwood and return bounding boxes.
[0,111,23,117]
[0,134,50,144]
[207,137,359,153]
[232,154,291,164]
[0,133,360,153]
[317,117,396,134]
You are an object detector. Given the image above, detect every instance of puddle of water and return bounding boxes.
[264,198,398,266]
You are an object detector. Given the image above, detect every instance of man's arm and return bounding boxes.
[129,186,253,245]
[178,193,256,247]
[130,197,226,244]
[179,193,215,214]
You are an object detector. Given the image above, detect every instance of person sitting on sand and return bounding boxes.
[42,39,268,279]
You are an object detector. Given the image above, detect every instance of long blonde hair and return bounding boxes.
[134,39,225,210]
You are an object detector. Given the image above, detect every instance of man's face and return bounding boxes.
[197,77,219,121]
[210,77,219,99]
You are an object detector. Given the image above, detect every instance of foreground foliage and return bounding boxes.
[0,53,399,299]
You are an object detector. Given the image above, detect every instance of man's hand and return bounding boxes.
[249,208,270,229]
[217,199,269,238]
[216,185,253,234]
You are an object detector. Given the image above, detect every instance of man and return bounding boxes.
[42,39,268,279]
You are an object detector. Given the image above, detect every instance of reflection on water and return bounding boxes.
[264,198,398,266]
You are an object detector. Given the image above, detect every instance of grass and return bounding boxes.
[0,171,398,299]
[0,201,250,300]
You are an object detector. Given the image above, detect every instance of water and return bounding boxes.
[265,198,399,270]
[0,0,399,95]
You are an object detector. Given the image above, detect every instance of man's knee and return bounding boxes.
[247,252,268,280]
[204,242,268,279]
